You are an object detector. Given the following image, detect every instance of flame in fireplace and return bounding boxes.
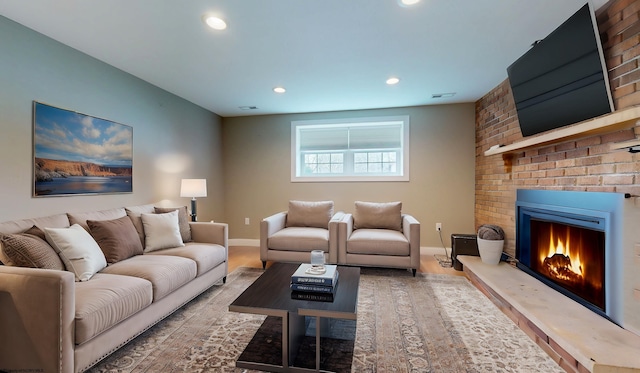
[539,226,584,282]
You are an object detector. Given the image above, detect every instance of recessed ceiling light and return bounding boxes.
[399,0,421,7]
[386,77,400,85]
[273,87,286,93]
[203,15,227,30]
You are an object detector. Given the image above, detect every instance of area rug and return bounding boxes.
[88,267,563,373]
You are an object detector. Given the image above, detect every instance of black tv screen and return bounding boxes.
[507,3,614,137]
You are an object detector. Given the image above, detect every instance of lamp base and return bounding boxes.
[190,198,197,222]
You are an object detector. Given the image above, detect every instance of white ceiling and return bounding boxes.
[0,0,609,117]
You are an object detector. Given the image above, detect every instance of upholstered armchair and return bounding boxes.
[260,200,343,269]
[338,201,420,276]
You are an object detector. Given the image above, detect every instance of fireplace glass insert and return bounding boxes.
[529,219,605,310]
[517,206,607,317]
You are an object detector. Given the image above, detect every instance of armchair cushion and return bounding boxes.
[346,228,410,256]
[269,227,329,252]
[285,200,334,228]
[353,201,402,231]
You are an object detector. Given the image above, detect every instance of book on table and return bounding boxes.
[291,263,339,301]
[290,281,338,293]
[291,285,338,302]
[291,263,339,286]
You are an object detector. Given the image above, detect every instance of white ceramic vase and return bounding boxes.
[477,238,504,265]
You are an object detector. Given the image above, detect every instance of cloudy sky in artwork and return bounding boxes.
[34,102,132,166]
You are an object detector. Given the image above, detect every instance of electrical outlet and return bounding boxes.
[436,222,442,232]
[244,217,250,225]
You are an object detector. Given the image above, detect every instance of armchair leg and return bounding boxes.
[262,261,266,269]
[412,268,417,277]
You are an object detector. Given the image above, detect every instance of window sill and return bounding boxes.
[291,175,409,183]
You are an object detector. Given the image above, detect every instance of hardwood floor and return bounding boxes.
[227,246,466,276]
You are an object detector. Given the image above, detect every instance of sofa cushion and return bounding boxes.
[125,204,155,248]
[87,215,143,264]
[67,208,127,232]
[0,213,70,235]
[353,201,402,231]
[74,273,153,344]
[145,242,226,276]
[45,224,107,281]
[347,228,409,256]
[285,200,334,229]
[99,255,196,301]
[0,228,65,270]
[268,227,329,252]
[154,206,191,242]
[141,211,185,252]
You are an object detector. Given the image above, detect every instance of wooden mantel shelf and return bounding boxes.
[484,106,640,156]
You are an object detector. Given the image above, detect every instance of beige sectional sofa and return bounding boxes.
[0,204,228,373]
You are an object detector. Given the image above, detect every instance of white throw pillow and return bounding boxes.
[45,224,107,281]
[141,210,185,252]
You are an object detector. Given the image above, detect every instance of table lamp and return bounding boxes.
[180,179,207,221]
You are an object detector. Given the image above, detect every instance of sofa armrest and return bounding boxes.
[0,266,75,373]
[189,221,228,247]
[327,211,344,264]
[402,214,421,269]
[260,212,287,260]
[337,213,354,264]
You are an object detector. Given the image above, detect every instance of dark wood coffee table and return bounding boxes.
[229,262,360,372]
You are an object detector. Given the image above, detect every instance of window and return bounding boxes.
[291,116,409,182]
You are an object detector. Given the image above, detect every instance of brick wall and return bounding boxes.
[475,0,640,256]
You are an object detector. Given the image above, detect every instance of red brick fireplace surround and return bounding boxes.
[476,0,640,257]
[474,0,640,371]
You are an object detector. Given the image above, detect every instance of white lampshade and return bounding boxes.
[180,179,207,198]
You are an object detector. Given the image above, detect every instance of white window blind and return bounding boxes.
[291,116,410,182]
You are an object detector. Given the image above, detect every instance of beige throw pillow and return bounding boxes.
[45,224,107,281]
[353,201,403,231]
[141,210,185,252]
[285,200,334,228]
[154,206,191,242]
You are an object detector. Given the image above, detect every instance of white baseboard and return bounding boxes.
[229,240,450,256]
[229,239,260,247]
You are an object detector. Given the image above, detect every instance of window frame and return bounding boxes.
[291,115,410,182]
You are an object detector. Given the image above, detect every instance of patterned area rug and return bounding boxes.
[88,267,563,373]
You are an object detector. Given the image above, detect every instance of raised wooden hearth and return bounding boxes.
[458,256,640,373]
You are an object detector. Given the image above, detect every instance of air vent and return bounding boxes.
[431,92,456,99]
[239,106,258,110]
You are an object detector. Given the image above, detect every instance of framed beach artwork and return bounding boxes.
[33,101,133,197]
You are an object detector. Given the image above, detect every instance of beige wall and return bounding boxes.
[0,16,224,222]
[222,104,476,247]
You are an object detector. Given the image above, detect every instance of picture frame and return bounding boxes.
[33,101,133,197]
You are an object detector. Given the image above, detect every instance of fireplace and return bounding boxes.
[516,189,624,325]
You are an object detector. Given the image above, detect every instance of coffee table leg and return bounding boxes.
[287,312,306,367]
[316,316,321,371]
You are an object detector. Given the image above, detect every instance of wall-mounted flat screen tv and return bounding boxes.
[507,3,614,137]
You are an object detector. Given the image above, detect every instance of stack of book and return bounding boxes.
[290,263,339,302]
